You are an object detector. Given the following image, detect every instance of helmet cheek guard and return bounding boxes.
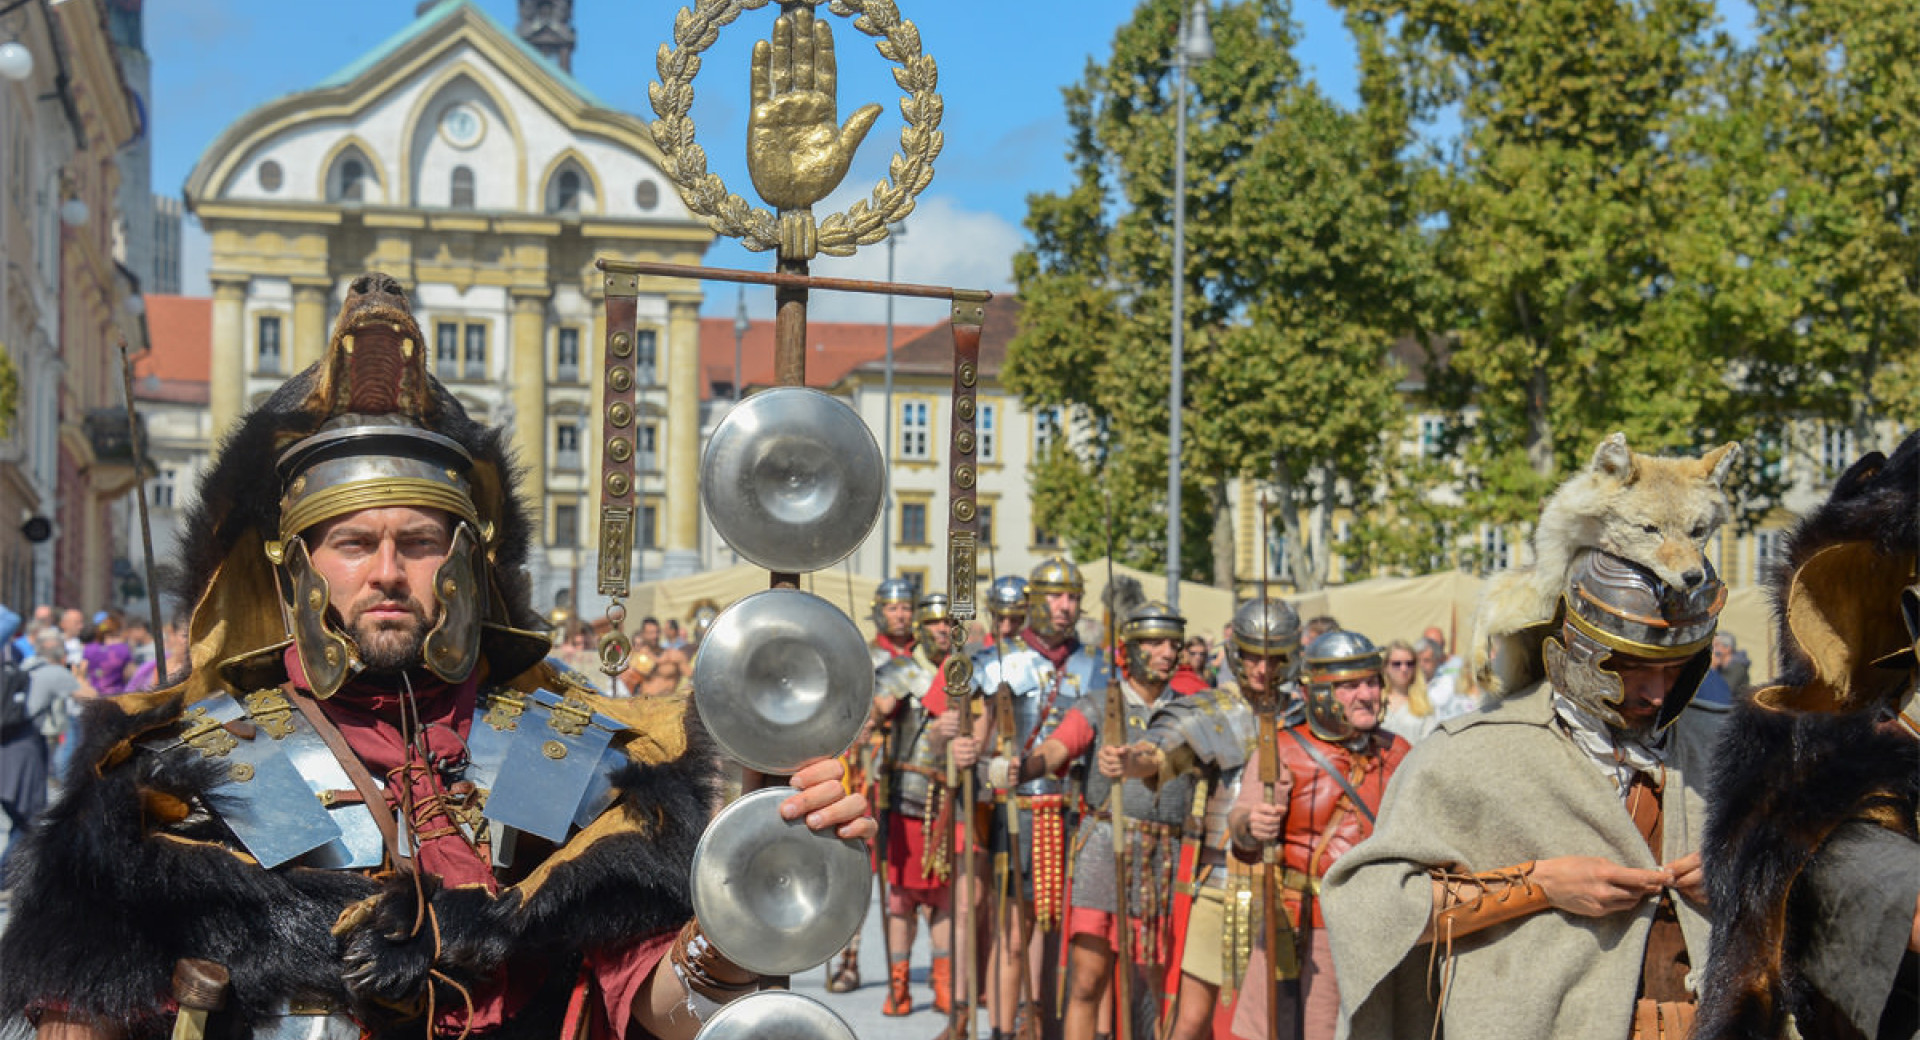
[423,520,487,685]
[269,535,359,700]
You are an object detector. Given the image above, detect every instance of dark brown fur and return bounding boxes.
[1695,430,1920,1040]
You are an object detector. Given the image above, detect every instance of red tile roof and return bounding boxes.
[136,295,211,404]
[698,317,939,399]
[847,295,1019,379]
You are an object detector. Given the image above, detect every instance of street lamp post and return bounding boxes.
[1167,0,1212,613]
[881,221,905,579]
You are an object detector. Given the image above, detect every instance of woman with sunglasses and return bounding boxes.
[1379,640,1436,743]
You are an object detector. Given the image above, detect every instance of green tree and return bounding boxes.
[1339,0,1742,534]
[1006,0,1429,590]
[1677,0,1920,480]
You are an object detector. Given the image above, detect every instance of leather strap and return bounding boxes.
[1426,861,1550,942]
[286,688,408,871]
[1281,727,1375,824]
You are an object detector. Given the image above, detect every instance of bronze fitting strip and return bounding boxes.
[595,264,641,677]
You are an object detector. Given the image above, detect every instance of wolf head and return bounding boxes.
[1559,433,1742,592]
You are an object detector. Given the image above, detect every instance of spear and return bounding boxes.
[119,338,166,682]
[1255,492,1290,1040]
[1102,493,1132,1040]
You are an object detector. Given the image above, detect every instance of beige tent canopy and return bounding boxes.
[627,562,885,633]
[625,560,1779,683]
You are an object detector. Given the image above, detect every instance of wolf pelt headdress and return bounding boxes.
[1692,430,1920,1040]
[0,274,722,1039]
[1471,432,1741,695]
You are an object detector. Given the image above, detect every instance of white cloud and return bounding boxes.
[706,193,1023,326]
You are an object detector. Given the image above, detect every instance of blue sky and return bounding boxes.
[149,0,1751,324]
[150,0,1364,323]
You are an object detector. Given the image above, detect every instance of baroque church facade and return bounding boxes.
[182,0,715,615]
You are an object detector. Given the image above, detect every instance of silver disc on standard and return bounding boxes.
[699,386,884,573]
[693,588,872,774]
[690,787,872,977]
[694,991,858,1040]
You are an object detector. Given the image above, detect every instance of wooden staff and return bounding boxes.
[1102,497,1132,1040]
[1255,493,1288,1040]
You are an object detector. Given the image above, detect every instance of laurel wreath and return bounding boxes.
[647,0,944,257]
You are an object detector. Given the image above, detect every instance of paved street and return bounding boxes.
[783,888,975,1039]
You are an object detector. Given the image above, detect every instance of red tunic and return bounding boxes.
[1235,728,1408,928]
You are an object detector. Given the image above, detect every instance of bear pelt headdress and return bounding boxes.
[1693,430,1920,1040]
[171,271,549,698]
[0,274,727,1037]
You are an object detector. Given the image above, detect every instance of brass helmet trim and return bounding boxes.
[276,420,480,543]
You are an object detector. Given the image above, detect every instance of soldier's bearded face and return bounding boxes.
[1046,591,1080,634]
[308,506,453,672]
[923,617,954,654]
[1607,656,1687,732]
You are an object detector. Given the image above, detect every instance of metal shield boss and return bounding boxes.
[690,788,872,976]
[692,588,873,774]
[694,991,858,1040]
[700,387,885,573]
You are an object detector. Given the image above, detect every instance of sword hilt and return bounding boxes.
[169,959,230,1040]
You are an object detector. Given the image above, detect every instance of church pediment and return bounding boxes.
[184,1,692,228]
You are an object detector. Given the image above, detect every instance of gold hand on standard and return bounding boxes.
[747,5,883,211]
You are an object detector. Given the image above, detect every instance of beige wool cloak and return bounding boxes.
[1319,682,1721,1040]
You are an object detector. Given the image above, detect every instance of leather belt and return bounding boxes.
[1280,866,1321,896]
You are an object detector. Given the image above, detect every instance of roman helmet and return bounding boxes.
[871,577,917,633]
[915,592,956,654]
[1228,596,1303,692]
[1119,600,1185,685]
[1544,549,1725,733]
[1026,556,1084,641]
[268,420,489,696]
[987,575,1029,623]
[687,600,721,650]
[167,272,549,703]
[1301,630,1386,743]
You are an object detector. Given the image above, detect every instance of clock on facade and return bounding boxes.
[439,103,486,149]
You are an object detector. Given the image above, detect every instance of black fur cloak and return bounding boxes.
[1694,432,1920,1040]
[0,275,726,1039]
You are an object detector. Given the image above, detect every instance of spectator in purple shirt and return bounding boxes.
[80,614,134,697]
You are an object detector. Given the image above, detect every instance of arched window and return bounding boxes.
[451,166,475,209]
[552,169,581,213]
[340,159,366,202]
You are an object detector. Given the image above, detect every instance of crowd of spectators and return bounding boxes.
[0,602,174,895]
